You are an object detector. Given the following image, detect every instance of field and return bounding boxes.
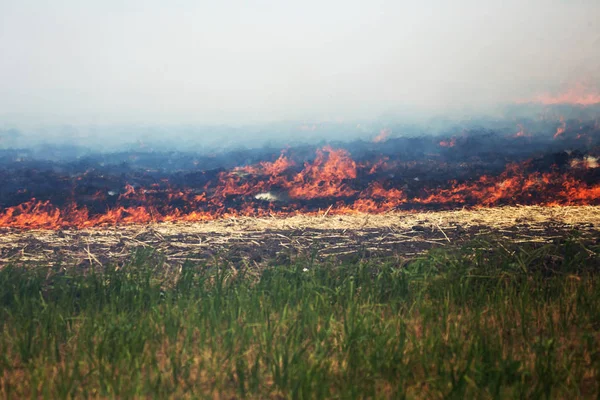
[0,206,599,398]
[1,205,599,267]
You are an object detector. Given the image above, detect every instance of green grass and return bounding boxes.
[1,237,599,399]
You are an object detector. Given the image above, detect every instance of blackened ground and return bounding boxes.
[1,123,598,204]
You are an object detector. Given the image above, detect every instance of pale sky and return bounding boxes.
[0,0,599,125]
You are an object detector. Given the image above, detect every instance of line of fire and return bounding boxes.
[1,106,598,230]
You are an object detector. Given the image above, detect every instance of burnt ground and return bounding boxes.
[0,205,598,268]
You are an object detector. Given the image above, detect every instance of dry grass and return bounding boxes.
[147,205,600,233]
[0,205,598,267]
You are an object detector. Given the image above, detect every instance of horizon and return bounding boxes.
[1,0,599,127]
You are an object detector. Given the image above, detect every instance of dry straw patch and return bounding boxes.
[0,206,598,267]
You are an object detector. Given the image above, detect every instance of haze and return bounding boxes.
[1,0,599,126]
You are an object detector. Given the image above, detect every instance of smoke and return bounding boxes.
[1,0,599,126]
[0,0,599,159]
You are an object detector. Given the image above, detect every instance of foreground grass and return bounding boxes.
[0,237,599,399]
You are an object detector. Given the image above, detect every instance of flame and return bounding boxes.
[286,146,357,199]
[411,162,599,207]
[439,137,457,147]
[525,84,600,106]
[513,124,530,138]
[367,157,390,175]
[373,129,389,143]
[1,145,599,230]
[350,182,405,212]
[554,117,567,139]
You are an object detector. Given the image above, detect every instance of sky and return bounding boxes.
[0,0,599,126]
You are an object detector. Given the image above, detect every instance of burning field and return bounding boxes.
[1,114,599,230]
[3,1,600,395]
[1,81,600,400]
[0,107,599,266]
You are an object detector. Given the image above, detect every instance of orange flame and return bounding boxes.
[439,137,457,147]
[287,146,357,199]
[524,84,600,106]
[0,146,599,230]
[554,117,567,139]
[513,124,530,138]
[373,129,389,143]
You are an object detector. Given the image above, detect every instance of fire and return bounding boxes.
[0,200,62,229]
[287,146,357,199]
[373,129,390,143]
[412,164,551,207]
[0,145,599,230]
[513,124,530,138]
[439,137,457,147]
[554,117,567,139]
[350,182,405,212]
[525,84,600,106]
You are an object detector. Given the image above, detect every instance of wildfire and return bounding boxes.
[287,146,357,199]
[373,129,390,143]
[513,124,530,138]
[554,117,567,139]
[1,143,599,230]
[524,84,600,106]
[439,137,457,147]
